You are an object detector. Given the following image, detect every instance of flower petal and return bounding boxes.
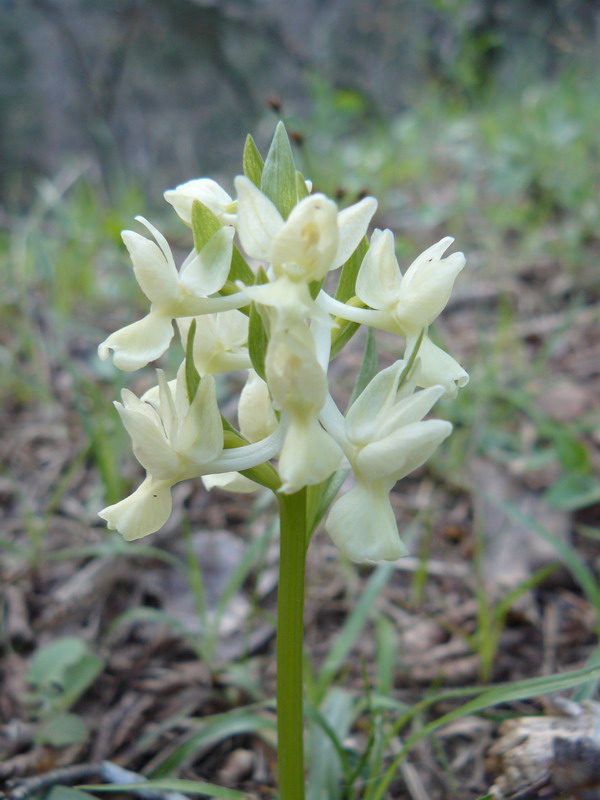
[99,476,173,540]
[394,238,465,329]
[238,370,278,442]
[141,378,177,412]
[407,334,469,398]
[98,312,174,372]
[345,360,405,445]
[326,480,407,562]
[241,277,316,327]
[202,472,259,493]
[179,226,235,297]
[120,387,160,421]
[356,419,452,481]
[121,230,180,306]
[116,400,180,479]
[157,368,177,443]
[266,325,327,414]
[376,384,445,440]
[234,176,284,261]
[180,374,224,464]
[134,216,177,266]
[355,229,401,310]
[332,196,378,269]
[210,423,284,472]
[278,415,343,494]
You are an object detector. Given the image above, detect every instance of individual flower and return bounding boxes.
[99,363,283,539]
[99,364,223,539]
[178,310,251,376]
[98,217,242,371]
[164,178,236,226]
[319,230,468,397]
[234,177,376,330]
[322,361,452,561]
[234,176,377,283]
[356,232,465,331]
[266,325,343,493]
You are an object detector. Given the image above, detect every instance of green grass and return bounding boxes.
[294,73,600,267]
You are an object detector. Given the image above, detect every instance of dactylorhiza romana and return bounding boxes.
[98,125,468,563]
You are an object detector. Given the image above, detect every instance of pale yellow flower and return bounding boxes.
[323,362,452,561]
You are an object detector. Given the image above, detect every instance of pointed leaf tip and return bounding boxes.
[191,200,221,252]
[261,122,297,219]
[243,134,264,188]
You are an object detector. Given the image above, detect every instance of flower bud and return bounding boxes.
[164,178,235,226]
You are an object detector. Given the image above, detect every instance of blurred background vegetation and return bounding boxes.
[2,0,600,204]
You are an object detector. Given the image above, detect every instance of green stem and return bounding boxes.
[276,489,307,800]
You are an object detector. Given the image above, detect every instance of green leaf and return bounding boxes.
[228,246,255,285]
[243,134,264,188]
[573,644,600,702]
[544,473,600,511]
[306,469,349,539]
[375,615,397,696]
[47,787,98,800]
[308,278,324,300]
[295,170,309,201]
[27,636,89,689]
[424,667,600,748]
[238,461,281,493]
[553,432,591,473]
[260,121,297,219]
[191,200,221,252]
[58,653,104,711]
[248,267,269,380]
[307,689,355,800]
[330,236,370,359]
[105,607,197,645]
[189,201,254,290]
[27,637,103,710]
[374,664,600,800]
[330,320,360,360]
[148,709,275,778]
[185,320,200,403]
[35,712,87,747]
[397,328,424,388]
[79,780,251,800]
[335,236,368,304]
[222,423,280,495]
[347,327,377,409]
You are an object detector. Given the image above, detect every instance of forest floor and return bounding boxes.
[1,112,600,799]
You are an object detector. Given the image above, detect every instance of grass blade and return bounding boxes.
[315,563,394,701]
[373,663,600,800]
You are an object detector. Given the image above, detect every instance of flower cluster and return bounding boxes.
[99,124,467,561]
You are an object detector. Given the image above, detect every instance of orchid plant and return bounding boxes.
[98,123,468,799]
